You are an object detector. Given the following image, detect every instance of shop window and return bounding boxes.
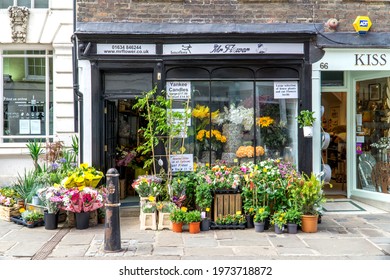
[0,0,49,8]
[356,76,390,194]
[166,66,299,167]
[1,49,53,143]
[321,71,344,87]
[104,73,153,96]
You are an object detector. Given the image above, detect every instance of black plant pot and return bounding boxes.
[200,219,210,231]
[44,212,58,230]
[75,212,90,230]
[246,215,254,228]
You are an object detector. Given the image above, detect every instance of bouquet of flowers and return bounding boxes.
[115,146,137,167]
[235,146,265,158]
[218,104,254,131]
[256,116,290,150]
[37,185,64,213]
[61,187,105,213]
[131,175,163,197]
[62,163,104,189]
[196,129,227,151]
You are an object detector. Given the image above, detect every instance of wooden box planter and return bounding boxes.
[140,211,157,230]
[0,205,20,222]
[157,211,172,230]
[213,193,242,222]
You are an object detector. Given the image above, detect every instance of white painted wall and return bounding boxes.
[0,0,74,186]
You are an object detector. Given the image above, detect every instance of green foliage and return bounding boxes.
[185,210,202,223]
[296,110,316,128]
[169,208,186,223]
[291,172,326,215]
[13,169,43,203]
[21,210,43,222]
[253,206,270,223]
[26,139,44,173]
[271,210,287,228]
[284,207,302,225]
[195,182,213,211]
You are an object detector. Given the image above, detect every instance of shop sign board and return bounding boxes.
[96,44,156,55]
[166,81,191,100]
[170,154,194,172]
[313,49,390,71]
[163,43,304,55]
[274,81,298,99]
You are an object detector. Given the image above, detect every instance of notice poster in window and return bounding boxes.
[170,154,194,172]
[274,81,298,99]
[170,108,191,138]
[166,81,191,100]
[19,120,30,134]
[30,120,41,134]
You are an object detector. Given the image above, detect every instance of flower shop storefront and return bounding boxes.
[75,23,317,182]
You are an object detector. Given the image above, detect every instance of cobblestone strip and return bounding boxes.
[31,227,70,260]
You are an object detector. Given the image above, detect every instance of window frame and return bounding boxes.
[1,47,53,146]
[0,0,49,9]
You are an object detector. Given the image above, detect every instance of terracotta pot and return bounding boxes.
[172,222,183,233]
[301,214,318,233]
[188,222,200,234]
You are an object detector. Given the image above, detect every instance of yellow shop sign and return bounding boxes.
[353,16,372,34]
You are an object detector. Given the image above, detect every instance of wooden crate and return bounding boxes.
[213,193,242,221]
[0,205,20,222]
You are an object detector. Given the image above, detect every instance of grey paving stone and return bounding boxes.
[49,244,90,258]
[233,246,278,256]
[305,238,385,256]
[268,235,308,248]
[60,232,95,245]
[359,228,388,237]
[134,243,153,256]
[183,235,218,247]
[0,241,17,253]
[152,246,184,256]
[185,247,235,256]
[275,247,319,256]
[5,241,45,257]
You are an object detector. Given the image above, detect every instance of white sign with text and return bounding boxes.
[170,154,194,172]
[274,81,298,99]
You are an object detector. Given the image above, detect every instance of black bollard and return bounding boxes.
[104,168,122,252]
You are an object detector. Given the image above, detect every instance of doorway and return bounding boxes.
[321,91,347,197]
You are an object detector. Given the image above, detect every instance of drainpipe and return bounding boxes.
[72,0,83,163]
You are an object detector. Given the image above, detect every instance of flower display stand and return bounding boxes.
[0,205,20,222]
[140,211,157,230]
[213,193,242,222]
[157,212,172,230]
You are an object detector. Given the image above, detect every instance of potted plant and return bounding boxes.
[296,110,316,137]
[292,172,326,233]
[253,206,270,232]
[185,210,202,234]
[284,207,302,234]
[37,185,64,230]
[271,210,287,234]
[169,208,186,233]
[195,181,213,231]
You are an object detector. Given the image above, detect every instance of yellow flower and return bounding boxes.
[263,168,267,172]
[181,206,187,212]
[80,163,89,169]
[206,163,210,167]
[256,116,274,128]
[19,208,25,213]
[193,162,198,171]
[148,196,155,202]
[236,210,242,215]
[192,105,210,119]
[206,207,210,212]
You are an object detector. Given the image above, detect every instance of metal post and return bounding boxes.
[104,168,122,252]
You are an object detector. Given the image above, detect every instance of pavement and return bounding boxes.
[1,198,390,260]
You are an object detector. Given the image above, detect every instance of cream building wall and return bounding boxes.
[0,0,74,185]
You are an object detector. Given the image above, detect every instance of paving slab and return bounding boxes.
[49,244,90,258]
[0,241,17,253]
[304,238,385,256]
[183,235,218,247]
[6,241,46,257]
[134,243,153,256]
[275,247,319,256]
[153,246,184,256]
[60,232,95,245]
[233,246,278,256]
[185,247,235,257]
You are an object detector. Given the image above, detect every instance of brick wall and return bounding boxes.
[76,0,390,32]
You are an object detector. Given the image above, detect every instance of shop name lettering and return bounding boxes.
[355,54,387,66]
[211,44,262,54]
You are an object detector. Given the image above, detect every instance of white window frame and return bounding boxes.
[0,0,49,9]
[0,47,53,146]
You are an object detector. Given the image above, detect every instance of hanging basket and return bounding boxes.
[321,132,330,150]
[303,126,313,138]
